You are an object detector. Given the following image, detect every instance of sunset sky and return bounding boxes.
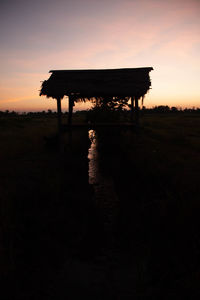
[0,0,200,112]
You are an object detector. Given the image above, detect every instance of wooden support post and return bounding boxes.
[135,97,139,126]
[57,97,62,132]
[130,97,134,123]
[68,96,74,126]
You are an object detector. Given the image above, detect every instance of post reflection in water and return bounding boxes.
[88,129,99,185]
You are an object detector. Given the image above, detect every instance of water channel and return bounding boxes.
[88,129,119,236]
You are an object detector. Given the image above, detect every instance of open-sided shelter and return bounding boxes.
[40,67,153,128]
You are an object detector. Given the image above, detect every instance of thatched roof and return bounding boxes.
[40,67,153,100]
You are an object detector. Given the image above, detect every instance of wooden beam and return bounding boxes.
[68,96,74,126]
[135,97,139,125]
[57,97,62,132]
[130,97,134,123]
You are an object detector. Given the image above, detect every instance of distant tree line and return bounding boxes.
[141,105,200,114]
[0,106,200,117]
[0,109,63,116]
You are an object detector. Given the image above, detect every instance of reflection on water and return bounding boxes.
[88,129,119,235]
[88,130,99,185]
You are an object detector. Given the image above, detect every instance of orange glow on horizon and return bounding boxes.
[0,94,199,113]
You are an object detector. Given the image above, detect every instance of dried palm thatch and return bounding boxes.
[40,67,153,102]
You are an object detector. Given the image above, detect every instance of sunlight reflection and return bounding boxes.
[88,130,99,185]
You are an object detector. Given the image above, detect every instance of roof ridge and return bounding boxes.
[49,67,153,73]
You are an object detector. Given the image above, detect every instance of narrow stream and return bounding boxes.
[88,129,119,237]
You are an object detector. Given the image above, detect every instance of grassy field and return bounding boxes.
[0,114,96,298]
[0,111,200,298]
[97,112,200,297]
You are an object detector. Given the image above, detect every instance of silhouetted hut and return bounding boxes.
[40,67,153,129]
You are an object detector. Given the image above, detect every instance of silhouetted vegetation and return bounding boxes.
[0,105,199,118]
[141,105,200,114]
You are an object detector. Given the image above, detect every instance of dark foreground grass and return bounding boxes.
[97,112,200,297]
[1,112,200,298]
[0,115,100,299]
